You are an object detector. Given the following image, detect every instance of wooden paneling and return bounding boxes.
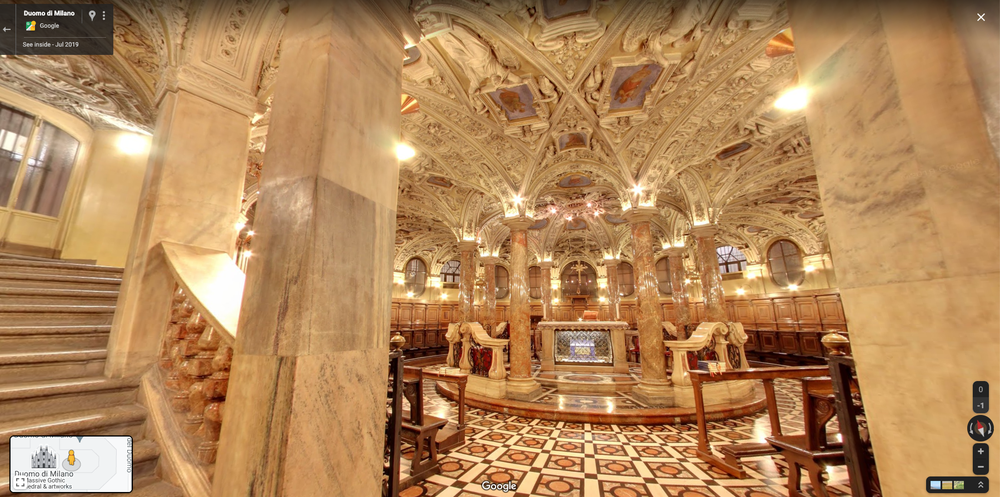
[799,332,824,357]
[777,330,800,354]
[759,330,779,352]
[732,301,755,324]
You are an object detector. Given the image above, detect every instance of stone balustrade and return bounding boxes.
[663,322,749,387]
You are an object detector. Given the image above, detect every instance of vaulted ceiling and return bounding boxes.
[396,0,826,273]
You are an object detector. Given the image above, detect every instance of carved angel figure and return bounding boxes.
[537,76,558,103]
[622,0,712,56]
[437,23,521,94]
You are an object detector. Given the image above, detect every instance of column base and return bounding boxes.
[631,379,674,407]
[506,377,544,401]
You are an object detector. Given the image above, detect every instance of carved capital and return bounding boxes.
[156,65,258,118]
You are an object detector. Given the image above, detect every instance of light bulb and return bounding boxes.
[407,291,415,298]
[247,230,255,236]
[787,284,799,291]
[632,185,642,194]
[244,250,252,258]
[736,288,746,295]
[396,143,416,160]
[513,195,522,204]
[684,279,691,285]
[804,265,815,272]
[747,272,757,279]
[775,87,809,111]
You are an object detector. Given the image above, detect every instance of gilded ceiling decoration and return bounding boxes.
[396,0,826,272]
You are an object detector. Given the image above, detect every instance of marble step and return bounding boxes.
[0,272,122,291]
[0,287,119,305]
[0,440,160,497]
[0,258,124,278]
[0,404,148,469]
[0,305,116,326]
[0,324,111,350]
[0,376,139,420]
[0,348,107,383]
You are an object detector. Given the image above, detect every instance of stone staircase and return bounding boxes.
[0,255,182,496]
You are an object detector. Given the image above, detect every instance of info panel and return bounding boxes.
[9,436,132,493]
[0,4,114,56]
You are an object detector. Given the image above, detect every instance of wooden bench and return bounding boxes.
[767,434,844,497]
[400,370,446,483]
[690,366,829,478]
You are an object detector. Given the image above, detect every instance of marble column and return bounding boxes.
[539,261,554,321]
[787,1,999,494]
[665,247,691,339]
[481,255,499,334]
[690,225,727,322]
[502,218,541,400]
[604,259,621,321]
[105,89,252,378]
[625,209,671,405]
[212,1,420,496]
[456,240,479,323]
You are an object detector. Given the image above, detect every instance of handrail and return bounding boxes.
[160,241,245,343]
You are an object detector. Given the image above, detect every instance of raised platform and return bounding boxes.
[434,368,766,425]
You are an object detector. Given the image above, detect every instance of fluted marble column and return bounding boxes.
[665,247,691,339]
[212,1,420,495]
[604,259,621,321]
[539,261,554,321]
[691,225,727,322]
[481,256,499,334]
[457,240,479,323]
[787,2,999,493]
[502,217,541,400]
[625,209,671,405]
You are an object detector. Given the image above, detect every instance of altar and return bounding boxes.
[537,321,630,373]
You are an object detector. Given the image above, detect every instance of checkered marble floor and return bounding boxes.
[399,379,851,497]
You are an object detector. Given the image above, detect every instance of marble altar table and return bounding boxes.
[537,321,630,373]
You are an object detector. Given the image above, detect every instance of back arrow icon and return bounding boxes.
[2,27,8,32]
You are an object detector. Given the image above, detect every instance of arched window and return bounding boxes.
[560,261,597,297]
[528,266,542,299]
[768,240,805,287]
[655,257,673,295]
[440,259,460,284]
[495,266,510,299]
[717,246,747,274]
[404,258,427,297]
[617,262,635,297]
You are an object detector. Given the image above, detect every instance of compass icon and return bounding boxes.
[968,415,994,441]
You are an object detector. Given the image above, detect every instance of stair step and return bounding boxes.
[0,287,119,305]
[0,272,121,291]
[0,377,139,420]
[0,325,110,350]
[0,258,123,278]
[0,349,107,382]
[0,405,148,469]
[0,305,116,326]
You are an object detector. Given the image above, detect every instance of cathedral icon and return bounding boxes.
[31,446,57,468]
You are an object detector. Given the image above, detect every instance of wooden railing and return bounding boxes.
[158,241,245,469]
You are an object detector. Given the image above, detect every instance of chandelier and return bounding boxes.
[538,192,608,222]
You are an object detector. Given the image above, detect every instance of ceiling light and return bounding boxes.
[787,284,799,291]
[632,185,642,194]
[117,133,150,155]
[406,291,415,298]
[235,222,245,231]
[804,264,816,272]
[599,296,607,302]
[513,195,522,204]
[587,202,592,207]
[746,272,757,280]
[684,278,691,285]
[243,250,252,258]
[441,293,448,299]
[736,288,746,295]
[775,87,809,111]
[247,230,255,236]
[396,143,416,160]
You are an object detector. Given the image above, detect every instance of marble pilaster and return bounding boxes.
[539,261,553,321]
[105,89,251,379]
[604,259,621,321]
[482,256,499,334]
[665,248,691,339]
[211,1,420,495]
[690,225,727,322]
[502,217,541,400]
[625,209,670,405]
[787,1,1000,494]
[457,240,479,323]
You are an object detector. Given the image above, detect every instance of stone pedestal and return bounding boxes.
[690,225,727,322]
[604,259,621,321]
[105,89,251,379]
[625,208,669,404]
[788,1,1000,494]
[457,241,479,323]
[211,1,420,496]
[482,256,499,334]
[502,217,541,400]
[665,248,691,338]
